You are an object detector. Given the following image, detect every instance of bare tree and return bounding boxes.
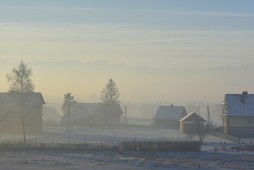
[100,78,120,104]
[6,60,34,144]
[196,122,209,143]
[6,61,34,93]
[185,122,209,143]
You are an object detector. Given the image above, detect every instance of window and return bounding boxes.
[247,119,253,124]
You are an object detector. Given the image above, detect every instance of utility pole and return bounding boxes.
[207,105,212,127]
[21,92,26,144]
[124,105,128,125]
[64,93,74,144]
[67,102,71,144]
[21,78,26,144]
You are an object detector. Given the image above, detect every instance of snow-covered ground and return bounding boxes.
[0,125,253,169]
[0,149,254,169]
[39,125,188,144]
[1,125,188,144]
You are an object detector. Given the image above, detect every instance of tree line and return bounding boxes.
[4,60,121,144]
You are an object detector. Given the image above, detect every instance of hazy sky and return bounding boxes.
[1,0,254,106]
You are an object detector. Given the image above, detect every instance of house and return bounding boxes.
[61,103,123,125]
[0,92,45,134]
[96,103,123,124]
[180,112,207,134]
[153,105,187,128]
[223,91,254,138]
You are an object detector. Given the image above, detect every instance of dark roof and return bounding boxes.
[154,105,187,120]
[224,92,254,116]
[0,92,45,105]
[68,103,123,119]
[96,103,123,115]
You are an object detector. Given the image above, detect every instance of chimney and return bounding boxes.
[241,91,248,104]
[243,91,248,96]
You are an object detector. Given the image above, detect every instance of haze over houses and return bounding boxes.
[2,61,254,141]
[0,60,254,142]
[61,103,123,126]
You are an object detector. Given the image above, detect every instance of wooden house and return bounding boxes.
[0,92,45,134]
[223,91,254,138]
[180,112,207,134]
[153,105,187,128]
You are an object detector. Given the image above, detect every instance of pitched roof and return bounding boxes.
[224,92,254,116]
[0,92,45,105]
[154,105,187,120]
[180,112,207,122]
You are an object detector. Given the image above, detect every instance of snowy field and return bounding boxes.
[30,125,231,144]
[0,125,254,169]
[0,149,254,169]
[39,125,188,144]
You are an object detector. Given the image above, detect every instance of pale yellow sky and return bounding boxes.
[1,60,253,108]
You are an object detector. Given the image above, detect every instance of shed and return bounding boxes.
[180,112,207,134]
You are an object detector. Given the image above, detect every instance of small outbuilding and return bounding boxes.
[153,105,187,128]
[180,112,207,134]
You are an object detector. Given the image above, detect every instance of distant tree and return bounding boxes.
[62,93,76,143]
[62,93,75,116]
[99,79,122,124]
[100,79,120,104]
[6,60,34,144]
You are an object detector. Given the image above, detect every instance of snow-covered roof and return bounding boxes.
[154,105,187,120]
[180,112,207,122]
[224,92,254,116]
